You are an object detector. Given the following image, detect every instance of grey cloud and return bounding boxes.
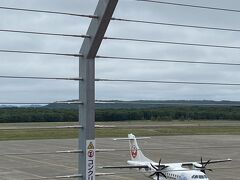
[1,0,240,102]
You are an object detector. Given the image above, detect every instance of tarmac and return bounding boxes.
[0,135,239,180]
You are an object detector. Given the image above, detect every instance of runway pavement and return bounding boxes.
[0,135,239,180]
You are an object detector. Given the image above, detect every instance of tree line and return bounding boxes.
[0,106,240,123]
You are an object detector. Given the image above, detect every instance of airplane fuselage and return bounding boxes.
[127,161,209,180]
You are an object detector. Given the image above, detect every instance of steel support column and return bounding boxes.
[78,0,118,179]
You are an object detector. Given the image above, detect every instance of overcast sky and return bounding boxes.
[1,0,240,103]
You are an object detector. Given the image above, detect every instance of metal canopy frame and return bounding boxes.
[78,0,118,179]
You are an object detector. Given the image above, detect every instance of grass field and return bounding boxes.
[0,120,240,140]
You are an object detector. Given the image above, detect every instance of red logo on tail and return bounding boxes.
[131,145,138,158]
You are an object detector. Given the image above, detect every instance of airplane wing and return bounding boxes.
[100,165,149,169]
[182,158,232,169]
[100,163,169,170]
[200,158,232,165]
[182,158,232,167]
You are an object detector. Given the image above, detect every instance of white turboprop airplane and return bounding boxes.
[102,133,232,180]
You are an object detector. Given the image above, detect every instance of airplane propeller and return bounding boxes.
[150,159,168,180]
[194,157,213,174]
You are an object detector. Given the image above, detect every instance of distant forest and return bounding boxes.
[0,103,240,123]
